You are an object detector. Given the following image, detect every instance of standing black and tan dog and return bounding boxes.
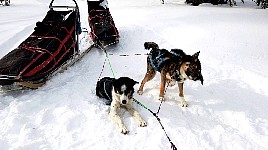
[138,42,203,107]
[96,77,147,134]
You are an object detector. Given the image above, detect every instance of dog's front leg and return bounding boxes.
[159,71,167,101]
[109,102,129,134]
[126,104,147,127]
[178,82,188,107]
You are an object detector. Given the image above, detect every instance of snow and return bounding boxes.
[1,0,268,149]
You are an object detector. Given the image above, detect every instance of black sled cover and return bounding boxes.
[88,0,119,45]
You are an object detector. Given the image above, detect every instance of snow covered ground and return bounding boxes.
[1,0,268,149]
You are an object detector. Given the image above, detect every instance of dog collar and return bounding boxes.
[175,70,187,82]
[176,70,180,76]
[175,70,182,81]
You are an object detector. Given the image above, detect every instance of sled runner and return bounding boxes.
[0,0,81,88]
[87,0,119,46]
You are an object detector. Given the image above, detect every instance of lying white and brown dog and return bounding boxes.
[96,77,147,134]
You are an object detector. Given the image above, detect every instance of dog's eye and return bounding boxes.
[117,91,123,94]
[128,95,133,99]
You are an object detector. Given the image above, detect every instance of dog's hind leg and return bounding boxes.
[138,64,156,95]
[126,104,147,127]
[178,83,188,107]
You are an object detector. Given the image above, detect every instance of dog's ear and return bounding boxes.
[132,80,139,86]
[130,79,139,86]
[192,51,200,59]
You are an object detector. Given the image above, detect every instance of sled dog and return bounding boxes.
[138,42,203,107]
[96,77,147,134]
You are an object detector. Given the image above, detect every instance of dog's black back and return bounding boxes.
[96,77,139,105]
[170,49,186,60]
[149,48,171,72]
[96,77,115,103]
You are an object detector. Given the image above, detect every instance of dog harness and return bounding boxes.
[170,51,184,60]
[149,49,191,82]
[149,49,169,72]
[103,80,112,105]
[175,70,187,83]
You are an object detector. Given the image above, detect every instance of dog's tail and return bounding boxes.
[144,42,159,50]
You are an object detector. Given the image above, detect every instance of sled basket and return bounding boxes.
[0,0,80,88]
[87,0,119,46]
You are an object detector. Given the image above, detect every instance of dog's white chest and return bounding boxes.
[180,73,188,80]
[178,75,187,83]
[176,70,188,83]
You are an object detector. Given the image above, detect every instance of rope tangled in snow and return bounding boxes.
[133,98,177,150]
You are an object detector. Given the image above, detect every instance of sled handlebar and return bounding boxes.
[49,0,79,9]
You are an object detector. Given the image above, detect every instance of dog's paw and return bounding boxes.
[158,97,165,101]
[139,120,147,127]
[180,101,188,107]
[179,97,188,107]
[137,90,143,95]
[120,126,129,134]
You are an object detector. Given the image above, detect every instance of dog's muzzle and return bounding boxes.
[186,70,204,85]
[185,70,191,77]
[192,74,204,85]
[122,100,127,105]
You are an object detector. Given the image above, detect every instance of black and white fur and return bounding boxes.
[96,77,147,134]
